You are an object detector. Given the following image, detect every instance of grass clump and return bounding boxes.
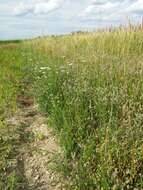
[32,29,143,189]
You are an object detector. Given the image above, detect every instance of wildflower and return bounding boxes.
[60,69,65,73]
[68,63,73,66]
[40,66,51,71]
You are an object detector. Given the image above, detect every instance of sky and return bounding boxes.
[0,0,143,40]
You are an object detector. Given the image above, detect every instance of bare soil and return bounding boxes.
[6,100,65,190]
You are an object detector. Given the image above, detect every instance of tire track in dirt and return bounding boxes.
[6,96,65,190]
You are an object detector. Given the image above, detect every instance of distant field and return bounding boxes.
[0,27,143,189]
[0,40,21,45]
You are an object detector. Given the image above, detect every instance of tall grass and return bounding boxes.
[30,29,143,189]
[1,28,143,189]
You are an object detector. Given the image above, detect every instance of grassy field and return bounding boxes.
[0,28,143,189]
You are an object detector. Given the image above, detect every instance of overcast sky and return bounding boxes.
[0,0,143,40]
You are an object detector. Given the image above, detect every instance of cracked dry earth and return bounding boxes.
[6,102,65,190]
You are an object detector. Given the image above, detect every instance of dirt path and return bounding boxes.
[6,100,65,190]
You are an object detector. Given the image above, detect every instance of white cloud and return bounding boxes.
[127,0,143,14]
[80,0,143,22]
[14,0,64,16]
[1,0,143,40]
[14,2,34,16]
